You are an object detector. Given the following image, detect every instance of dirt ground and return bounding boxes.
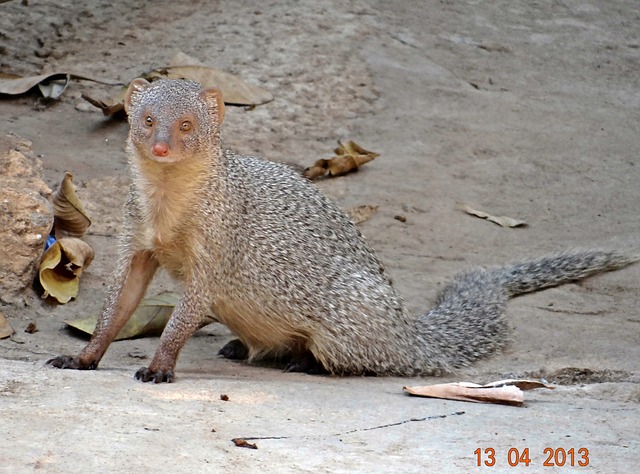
[1,0,640,472]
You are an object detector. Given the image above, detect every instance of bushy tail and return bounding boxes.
[414,250,637,374]
[496,250,637,296]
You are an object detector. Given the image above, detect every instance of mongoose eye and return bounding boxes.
[145,116,154,127]
[180,121,192,132]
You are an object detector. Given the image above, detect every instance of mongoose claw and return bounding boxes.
[47,355,97,370]
[218,339,249,360]
[134,367,174,383]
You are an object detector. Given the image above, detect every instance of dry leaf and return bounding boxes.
[66,291,178,340]
[65,291,216,340]
[303,160,330,180]
[82,53,273,114]
[80,90,127,116]
[0,71,122,97]
[346,205,379,225]
[405,383,525,406]
[39,238,95,304]
[304,140,379,180]
[37,74,70,99]
[168,51,208,67]
[481,379,556,391]
[0,311,14,339]
[458,203,527,228]
[403,379,555,406]
[147,66,273,106]
[51,172,91,238]
[231,438,258,449]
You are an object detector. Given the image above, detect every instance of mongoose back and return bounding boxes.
[48,78,638,382]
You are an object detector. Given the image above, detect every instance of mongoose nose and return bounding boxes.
[152,142,170,157]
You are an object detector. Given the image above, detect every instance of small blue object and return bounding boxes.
[45,235,56,251]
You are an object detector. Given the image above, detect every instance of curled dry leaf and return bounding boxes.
[65,291,217,340]
[162,51,272,105]
[51,172,91,238]
[150,66,273,106]
[457,203,527,228]
[0,311,15,339]
[403,379,555,406]
[80,89,127,116]
[231,438,258,449]
[346,205,379,225]
[304,140,379,180]
[481,379,556,391]
[168,51,207,67]
[37,74,70,99]
[82,52,273,114]
[66,291,178,340]
[0,71,122,97]
[39,237,95,304]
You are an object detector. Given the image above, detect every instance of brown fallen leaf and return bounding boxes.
[37,74,70,99]
[457,203,527,228]
[403,379,555,406]
[147,66,273,106]
[168,51,207,68]
[51,172,92,238]
[231,438,258,449]
[80,90,127,116]
[167,51,271,104]
[304,140,379,180]
[0,311,15,339]
[481,379,556,391]
[39,237,95,304]
[65,291,216,340]
[303,160,330,180]
[405,383,524,406]
[0,71,122,98]
[345,205,379,225]
[82,53,273,115]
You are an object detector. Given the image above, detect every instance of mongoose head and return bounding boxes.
[124,78,225,164]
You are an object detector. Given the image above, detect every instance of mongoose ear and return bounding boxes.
[200,88,225,125]
[124,78,151,114]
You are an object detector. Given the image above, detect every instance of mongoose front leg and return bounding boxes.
[48,250,159,370]
[134,281,211,383]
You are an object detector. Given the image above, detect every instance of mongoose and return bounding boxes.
[48,78,637,382]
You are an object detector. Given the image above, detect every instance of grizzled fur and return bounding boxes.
[48,79,638,382]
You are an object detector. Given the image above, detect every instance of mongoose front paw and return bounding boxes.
[47,356,97,370]
[134,367,175,383]
[218,339,249,360]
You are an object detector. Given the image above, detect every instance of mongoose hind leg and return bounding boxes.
[284,351,328,375]
[219,338,327,374]
[218,339,249,360]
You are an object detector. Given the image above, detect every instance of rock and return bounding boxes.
[0,133,53,304]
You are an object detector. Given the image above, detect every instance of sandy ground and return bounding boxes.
[1,0,640,472]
